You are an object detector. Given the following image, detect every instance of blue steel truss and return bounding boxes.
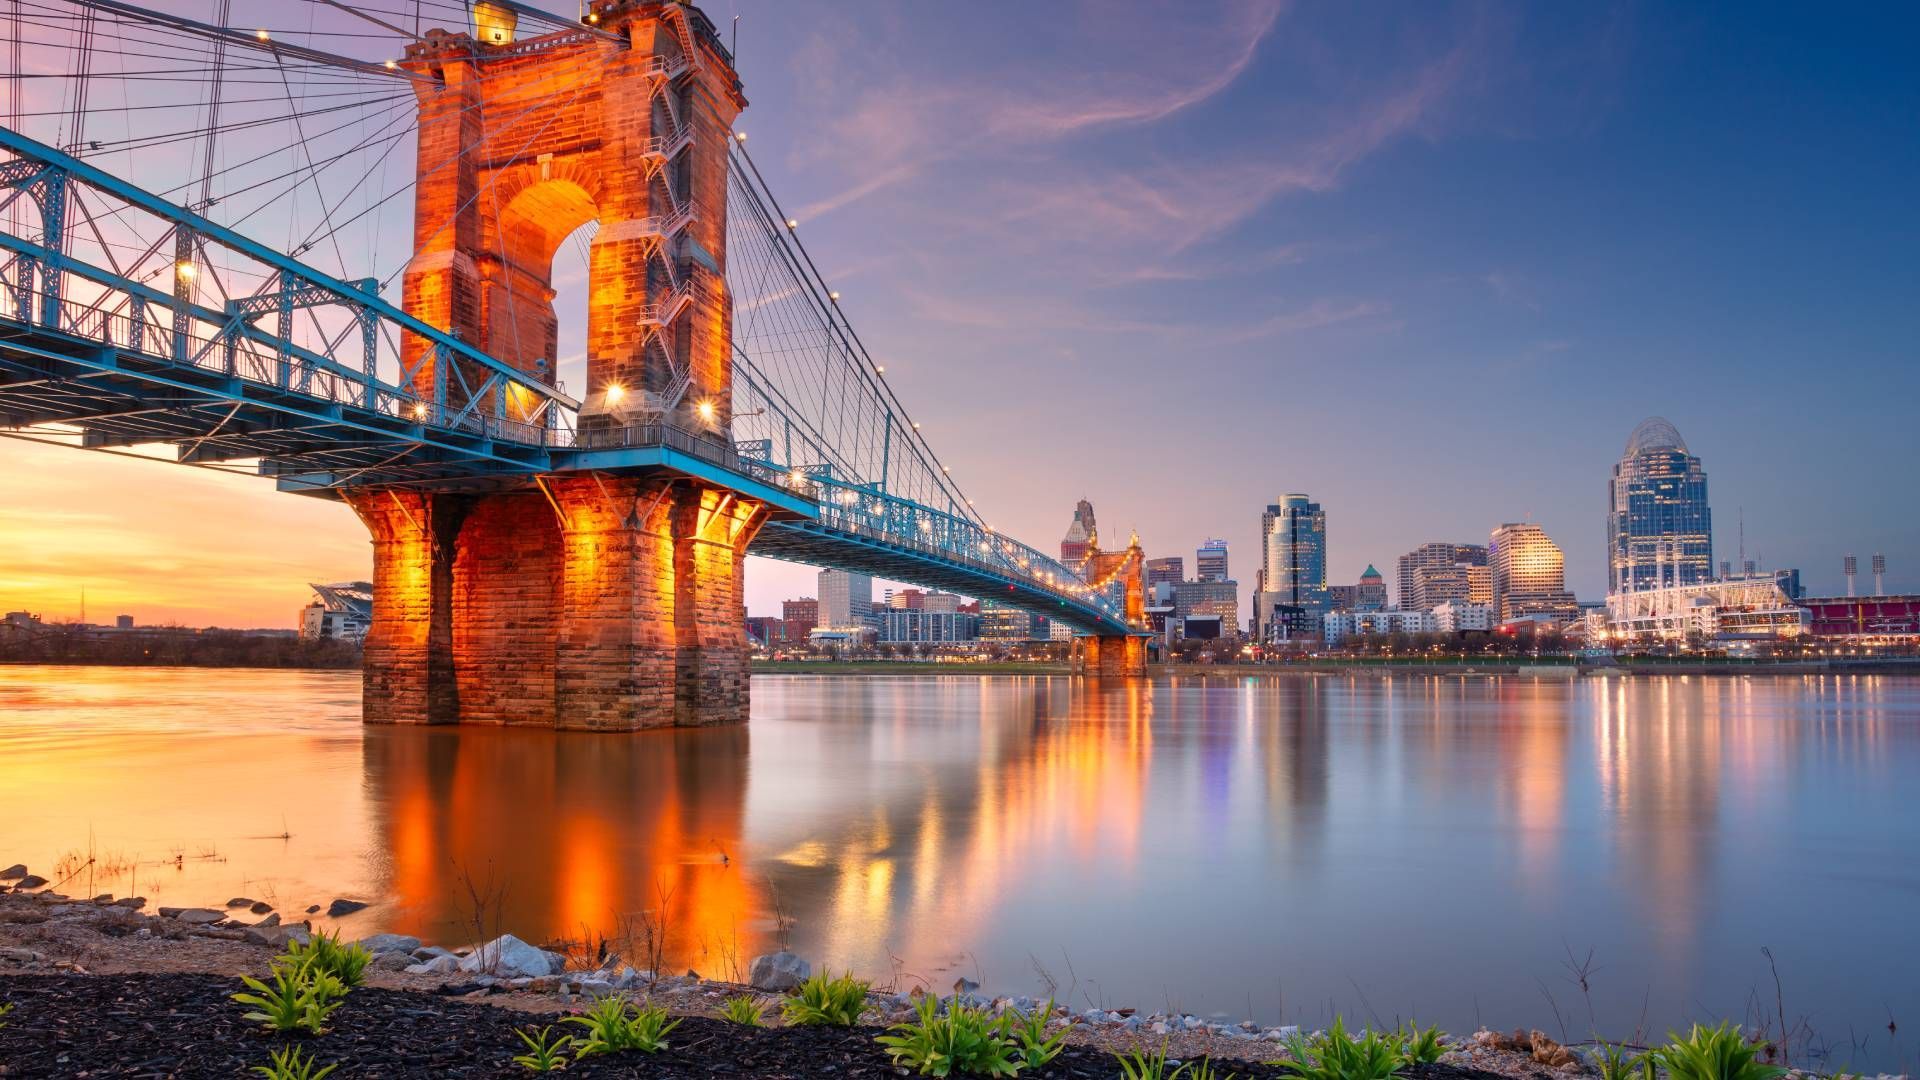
[0,126,1134,636]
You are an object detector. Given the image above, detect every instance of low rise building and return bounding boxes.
[878,609,979,644]
[1432,601,1493,633]
[1323,608,1436,645]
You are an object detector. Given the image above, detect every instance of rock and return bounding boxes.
[0,947,46,963]
[1151,1021,1171,1035]
[16,874,47,889]
[249,901,273,914]
[246,926,311,949]
[158,907,224,925]
[254,913,281,928]
[747,951,811,991]
[575,978,614,997]
[226,897,256,909]
[372,950,414,972]
[412,945,455,962]
[0,864,26,880]
[92,894,114,904]
[406,955,461,975]
[326,898,369,917]
[113,896,146,909]
[458,934,561,978]
[1530,1030,1577,1068]
[358,933,421,955]
[954,976,982,996]
[31,890,65,902]
[306,905,322,914]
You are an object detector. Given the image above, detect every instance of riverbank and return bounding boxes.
[0,879,1654,1080]
[754,659,1072,675]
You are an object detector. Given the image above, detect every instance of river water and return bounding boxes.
[2,666,1916,1066]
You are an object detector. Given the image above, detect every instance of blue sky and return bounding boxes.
[4,0,1916,626]
[707,0,1919,611]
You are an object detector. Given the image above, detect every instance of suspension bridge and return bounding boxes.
[0,0,1147,728]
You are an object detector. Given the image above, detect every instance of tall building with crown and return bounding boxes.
[1609,417,1713,596]
[1060,499,1097,576]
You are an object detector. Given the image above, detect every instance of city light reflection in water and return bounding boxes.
[1,666,1916,1067]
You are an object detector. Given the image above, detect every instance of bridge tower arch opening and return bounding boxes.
[351,0,769,731]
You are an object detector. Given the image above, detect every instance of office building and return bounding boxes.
[1145,557,1184,587]
[818,569,873,630]
[1173,578,1240,635]
[886,588,926,610]
[1060,499,1097,571]
[1258,495,1328,639]
[1195,539,1229,582]
[980,601,1051,641]
[781,597,819,641]
[1489,523,1578,623]
[877,609,979,644]
[745,617,785,647]
[1397,542,1487,610]
[1608,417,1713,595]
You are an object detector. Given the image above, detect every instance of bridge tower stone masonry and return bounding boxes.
[1071,536,1149,677]
[353,1,766,729]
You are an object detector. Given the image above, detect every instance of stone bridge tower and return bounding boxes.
[1072,535,1148,676]
[352,0,767,731]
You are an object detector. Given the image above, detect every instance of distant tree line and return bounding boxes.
[0,625,362,669]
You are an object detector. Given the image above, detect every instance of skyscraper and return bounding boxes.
[1263,495,1328,613]
[1060,499,1097,572]
[1145,556,1184,586]
[1195,539,1229,582]
[1489,523,1577,623]
[1397,542,1487,610]
[818,569,873,630]
[1608,417,1712,595]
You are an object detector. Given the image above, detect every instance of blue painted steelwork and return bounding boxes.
[0,125,1134,635]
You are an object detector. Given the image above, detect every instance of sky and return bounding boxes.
[3,0,1918,628]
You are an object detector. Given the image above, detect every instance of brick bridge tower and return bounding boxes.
[1071,533,1148,676]
[351,0,766,730]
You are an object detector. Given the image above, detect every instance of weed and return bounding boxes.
[1394,1023,1446,1065]
[231,962,345,1035]
[875,994,1020,1077]
[1116,1040,1185,1080]
[721,994,769,1027]
[782,971,871,1027]
[0,1001,12,1030]
[511,1025,576,1072]
[1186,1058,1241,1080]
[1591,1041,1649,1080]
[1656,1022,1787,1080]
[1007,999,1069,1070]
[251,1044,338,1080]
[284,931,371,989]
[565,995,681,1057]
[1270,1017,1404,1080]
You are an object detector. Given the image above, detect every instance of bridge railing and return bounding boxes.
[0,127,579,450]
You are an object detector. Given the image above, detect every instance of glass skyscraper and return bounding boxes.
[1264,494,1328,612]
[1608,418,1713,595]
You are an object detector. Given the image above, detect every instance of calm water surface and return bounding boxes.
[3,666,1917,1065]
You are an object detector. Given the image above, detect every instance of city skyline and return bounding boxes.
[3,0,1917,627]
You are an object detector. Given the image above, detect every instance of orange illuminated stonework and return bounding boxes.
[350,3,765,729]
[347,481,767,729]
[1071,537,1148,677]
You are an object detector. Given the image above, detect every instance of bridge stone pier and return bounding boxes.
[355,0,767,729]
[1070,539,1149,677]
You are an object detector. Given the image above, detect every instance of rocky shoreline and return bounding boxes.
[0,872,1901,1079]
